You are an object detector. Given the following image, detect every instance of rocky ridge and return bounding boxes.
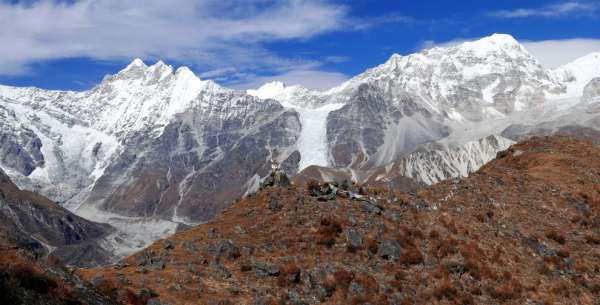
[81,136,600,305]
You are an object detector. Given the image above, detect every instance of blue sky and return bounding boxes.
[1,0,599,91]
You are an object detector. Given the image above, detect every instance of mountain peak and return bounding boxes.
[457,33,524,56]
[480,33,519,45]
[127,58,146,69]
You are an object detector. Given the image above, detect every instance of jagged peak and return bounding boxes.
[124,58,146,70]
[175,66,194,76]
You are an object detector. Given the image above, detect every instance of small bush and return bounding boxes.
[429,230,440,239]
[364,236,379,254]
[333,269,354,291]
[546,230,566,245]
[487,281,522,301]
[585,234,600,244]
[399,246,424,265]
[388,279,402,292]
[430,236,458,258]
[434,280,457,300]
[277,263,301,287]
[557,249,570,258]
[316,216,342,247]
[322,274,337,294]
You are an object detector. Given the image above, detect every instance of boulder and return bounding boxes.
[378,239,401,260]
[345,229,363,250]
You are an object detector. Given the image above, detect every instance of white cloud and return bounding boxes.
[418,36,600,69]
[489,1,598,18]
[521,39,600,68]
[0,0,373,87]
[232,69,349,90]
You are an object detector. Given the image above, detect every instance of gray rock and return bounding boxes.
[183,240,198,253]
[345,228,362,250]
[254,261,280,277]
[378,239,401,260]
[162,239,175,250]
[210,261,231,279]
[348,281,365,295]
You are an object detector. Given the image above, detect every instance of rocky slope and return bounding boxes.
[0,168,114,267]
[81,136,600,305]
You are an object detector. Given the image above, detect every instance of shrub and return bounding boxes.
[546,230,566,245]
[399,246,424,265]
[434,280,457,300]
[322,274,337,294]
[277,263,301,287]
[585,234,600,244]
[364,236,379,254]
[487,281,522,301]
[333,269,354,291]
[557,249,570,258]
[430,236,458,258]
[429,230,440,239]
[316,216,342,247]
[388,279,402,292]
[456,292,474,305]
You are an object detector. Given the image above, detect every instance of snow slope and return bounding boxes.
[248,81,343,170]
[551,52,600,99]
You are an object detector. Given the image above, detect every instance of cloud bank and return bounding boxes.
[489,1,599,18]
[0,0,381,88]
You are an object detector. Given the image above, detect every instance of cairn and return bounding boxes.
[260,158,290,189]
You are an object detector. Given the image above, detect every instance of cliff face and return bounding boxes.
[81,136,600,305]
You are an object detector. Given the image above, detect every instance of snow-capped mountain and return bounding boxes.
[1,33,599,258]
[552,52,600,99]
[332,34,563,121]
[0,60,301,256]
[251,34,599,176]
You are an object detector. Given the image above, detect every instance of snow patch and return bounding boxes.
[294,103,345,170]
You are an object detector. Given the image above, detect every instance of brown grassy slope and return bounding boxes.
[80,136,600,305]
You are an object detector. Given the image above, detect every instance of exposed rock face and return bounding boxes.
[0,169,114,267]
[0,104,44,176]
[85,97,300,223]
[327,84,449,168]
[294,135,514,188]
[583,77,600,103]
